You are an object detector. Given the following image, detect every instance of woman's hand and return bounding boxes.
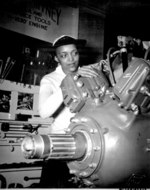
[77,65,99,78]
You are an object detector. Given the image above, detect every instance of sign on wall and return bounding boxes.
[0,4,79,43]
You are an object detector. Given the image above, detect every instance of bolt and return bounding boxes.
[110,93,115,99]
[118,102,124,108]
[106,89,110,94]
[95,86,100,90]
[145,148,150,152]
[73,74,79,81]
[69,169,77,174]
[83,179,94,186]
[81,117,88,122]
[79,171,87,177]
[89,163,97,168]
[90,128,98,134]
[73,98,78,103]
[70,117,79,123]
[76,81,83,87]
[131,103,139,115]
[82,92,88,97]
[90,129,94,133]
[93,146,100,151]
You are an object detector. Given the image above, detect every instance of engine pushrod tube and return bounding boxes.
[21,133,87,160]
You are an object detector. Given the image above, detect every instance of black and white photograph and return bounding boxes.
[17,92,33,110]
[0,0,150,189]
[0,90,11,113]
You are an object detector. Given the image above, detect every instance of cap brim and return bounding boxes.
[52,38,87,49]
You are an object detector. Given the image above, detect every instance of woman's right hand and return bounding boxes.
[77,65,99,78]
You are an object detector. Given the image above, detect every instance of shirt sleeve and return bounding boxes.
[38,77,63,119]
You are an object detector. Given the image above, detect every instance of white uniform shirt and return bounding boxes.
[38,65,75,134]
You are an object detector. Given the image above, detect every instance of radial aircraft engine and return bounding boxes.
[21,58,150,188]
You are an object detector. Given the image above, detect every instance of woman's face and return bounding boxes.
[55,44,79,74]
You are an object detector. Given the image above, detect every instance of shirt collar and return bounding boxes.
[56,65,79,77]
[56,65,66,77]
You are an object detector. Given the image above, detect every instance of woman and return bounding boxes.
[38,35,102,188]
[38,35,99,134]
